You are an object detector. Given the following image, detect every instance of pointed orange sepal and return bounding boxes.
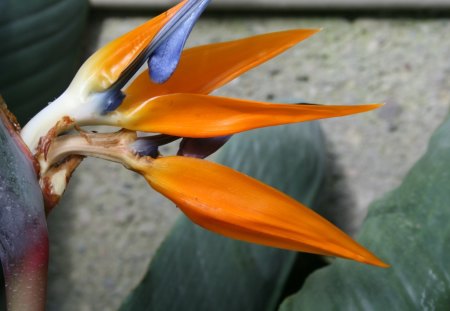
[73,0,189,94]
[115,94,382,137]
[120,29,320,111]
[137,156,388,267]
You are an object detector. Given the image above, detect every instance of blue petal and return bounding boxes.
[132,135,180,157]
[177,136,231,159]
[103,0,210,112]
[102,90,126,113]
[148,0,210,84]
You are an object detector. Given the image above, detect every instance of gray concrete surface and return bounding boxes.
[90,0,450,10]
[46,13,450,311]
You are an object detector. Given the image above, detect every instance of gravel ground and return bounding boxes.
[46,14,450,310]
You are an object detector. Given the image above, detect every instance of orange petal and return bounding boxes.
[136,156,388,267]
[73,0,189,94]
[120,29,320,111]
[114,94,382,137]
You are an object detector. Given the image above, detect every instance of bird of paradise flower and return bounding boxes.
[21,0,388,270]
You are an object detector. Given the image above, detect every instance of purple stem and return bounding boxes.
[0,101,49,311]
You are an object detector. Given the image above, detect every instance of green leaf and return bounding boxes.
[120,122,327,311]
[0,0,89,124]
[280,113,450,310]
[0,0,62,24]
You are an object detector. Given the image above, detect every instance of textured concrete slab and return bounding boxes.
[47,14,450,311]
[90,0,450,9]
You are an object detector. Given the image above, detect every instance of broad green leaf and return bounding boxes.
[0,101,48,311]
[0,0,89,123]
[280,113,450,310]
[120,122,327,311]
[0,0,61,24]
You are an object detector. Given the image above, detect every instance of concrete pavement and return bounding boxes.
[91,0,450,10]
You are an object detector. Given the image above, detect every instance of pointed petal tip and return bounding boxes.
[356,253,390,268]
[341,240,388,268]
[368,103,385,109]
[288,28,322,41]
[307,28,323,34]
[282,28,322,41]
[320,234,389,268]
[138,156,390,268]
[373,259,390,268]
[332,102,384,108]
[353,102,384,113]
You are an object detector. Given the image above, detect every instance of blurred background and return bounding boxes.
[2,0,450,310]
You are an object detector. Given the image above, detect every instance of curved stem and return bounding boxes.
[43,130,140,169]
[0,99,49,311]
[39,129,150,212]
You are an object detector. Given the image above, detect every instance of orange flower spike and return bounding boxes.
[72,0,188,95]
[111,94,382,137]
[21,0,211,151]
[120,29,320,111]
[135,156,388,268]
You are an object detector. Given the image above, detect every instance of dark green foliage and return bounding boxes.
[280,114,450,310]
[0,0,89,124]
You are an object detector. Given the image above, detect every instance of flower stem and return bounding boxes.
[39,129,151,212]
[43,129,141,169]
[2,232,48,311]
[0,99,49,311]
